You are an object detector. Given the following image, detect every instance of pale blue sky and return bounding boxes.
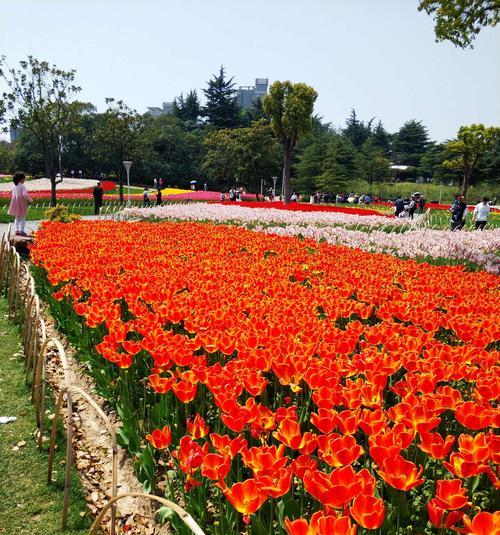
[1,0,499,142]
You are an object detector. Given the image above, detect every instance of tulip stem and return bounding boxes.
[396,491,402,534]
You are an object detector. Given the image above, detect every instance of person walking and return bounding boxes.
[394,196,405,217]
[8,172,33,236]
[450,194,467,231]
[93,181,104,215]
[408,196,417,219]
[418,195,426,214]
[473,197,490,230]
[156,188,162,206]
[143,187,151,207]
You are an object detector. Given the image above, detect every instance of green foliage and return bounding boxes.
[202,66,242,128]
[173,90,201,125]
[343,109,373,148]
[44,204,81,222]
[263,81,317,202]
[444,123,500,198]
[317,135,358,192]
[0,140,15,173]
[203,119,280,192]
[0,55,82,204]
[357,137,390,187]
[294,137,328,193]
[392,120,430,168]
[418,0,500,48]
[370,120,392,156]
[139,114,205,186]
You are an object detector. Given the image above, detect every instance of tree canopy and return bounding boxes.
[443,123,500,198]
[263,81,317,203]
[0,55,81,204]
[202,66,241,128]
[418,0,500,47]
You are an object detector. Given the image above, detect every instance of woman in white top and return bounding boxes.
[8,172,33,236]
[473,197,491,230]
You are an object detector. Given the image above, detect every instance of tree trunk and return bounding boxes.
[43,149,57,207]
[282,147,292,205]
[50,178,57,207]
[118,169,124,204]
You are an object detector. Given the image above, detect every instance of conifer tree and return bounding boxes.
[202,66,241,128]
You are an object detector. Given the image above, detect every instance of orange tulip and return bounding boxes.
[145,425,172,450]
[376,455,425,491]
[221,479,267,523]
[434,479,469,510]
[201,453,231,481]
[186,413,210,439]
[317,433,364,467]
[418,431,455,459]
[350,494,386,529]
[462,511,500,535]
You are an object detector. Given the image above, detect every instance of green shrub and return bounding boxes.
[44,204,81,223]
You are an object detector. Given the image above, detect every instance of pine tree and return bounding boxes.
[183,90,200,123]
[343,109,372,148]
[371,120,392,156]
[202,66,241,128]
[392,120,430,167]
[317,136,358,192]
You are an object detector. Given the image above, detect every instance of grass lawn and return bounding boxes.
[0,299,90,535]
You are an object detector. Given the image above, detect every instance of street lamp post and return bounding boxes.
[272,176,277,198]
[58,135,62,176]
[123,161,132,206]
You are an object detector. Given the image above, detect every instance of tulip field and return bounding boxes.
[30,219,499,534]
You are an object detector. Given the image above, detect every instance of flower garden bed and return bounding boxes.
[216,201,389,217]
[121,203,500,273]
[30,220,499,534]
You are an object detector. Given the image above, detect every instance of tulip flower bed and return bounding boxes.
[122,203,500,272]
[31,220,499,534]
[216,201,389,217]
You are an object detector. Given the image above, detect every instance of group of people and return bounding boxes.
[394,194,426,219]
[8,172,495,234]
[142,187,163,207]
[221,187,247,202]
[450,194,491,231]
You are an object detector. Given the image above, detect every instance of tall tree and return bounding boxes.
[173,90,201,124]
[357,138,390,191]
[443,123,499,198]
[202,66,241,128]
[183,90,201,124]
[343,109,373,148]
[91,99,141,203]
[370,120,392,156]
[140,114,205,185]
[202,120,280,193]
[317,136,358,193]
[418,0,499,48]
[0,56,81,205]
[392,120,430,167]
[263,81,317,203]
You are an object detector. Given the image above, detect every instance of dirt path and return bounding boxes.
[34,293,169,533]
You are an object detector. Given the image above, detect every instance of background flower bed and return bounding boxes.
[216,201,390,217]
[122,203,500,272]
[31,220,499,534]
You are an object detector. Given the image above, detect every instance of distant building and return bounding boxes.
[9,125,21,142]
[147,101,174,117]
[237,78,268,109]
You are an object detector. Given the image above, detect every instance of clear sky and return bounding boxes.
[1,0,499,142]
